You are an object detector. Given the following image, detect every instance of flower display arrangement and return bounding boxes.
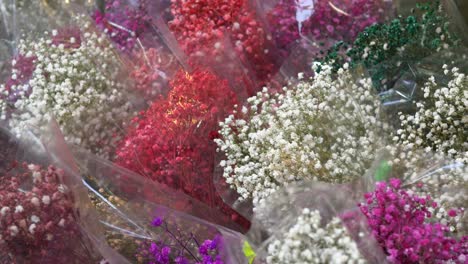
[322,1,459,91]
[360,178,467,263]
[392,64,467,164]
[0,162,98,263]
[0,21,134,159]
[216,63,387,206]
[115,68,250,229]
[265,208,365,264]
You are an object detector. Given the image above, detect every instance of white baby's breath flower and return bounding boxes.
[216,64,386,207]
[266,209,364,264]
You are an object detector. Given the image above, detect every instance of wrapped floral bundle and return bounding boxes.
[92,0,183,98]
[115,68,250,229]
[249,182,385,263]
[216,63,388,207]
[161,0,280,92]
[63,149,251,264]
[265,208,365,264]
[0,20,134,159]
[0,127,102,263]
[260,0,392,66]
[360,178,467,263]
[392,63,467,164]
[321,1,459,92]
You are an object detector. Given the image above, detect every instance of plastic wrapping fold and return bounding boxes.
[60,146,251,263]
[84,0,186,100]
[0,13,138,159]
[255,0,394,76]
[0,121,105,263]
[379,47,468,112]
[248,181,387,263]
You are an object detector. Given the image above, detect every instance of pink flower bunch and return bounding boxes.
[93,0,152,50]
[0,162,94,263]
[168,0,278,89]
[266,0,388,55]
[115,68,250,229]
[359,178,467,263]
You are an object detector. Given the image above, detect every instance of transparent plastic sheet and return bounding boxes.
[70,0,188,100]
[379,47,468,138]
[364,148,467,233]
[0,121,105,263]
[213,64,390,220]
[0,12,139,160]
[379,47,468,108]
[255,0,395,75]
[148,0,283,98]
[249,181,387,263]
[58,146,250,263]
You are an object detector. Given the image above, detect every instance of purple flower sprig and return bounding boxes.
[359,178,467,263]
[139,217,224,264]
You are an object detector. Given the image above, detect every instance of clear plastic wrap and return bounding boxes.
[0,122,104,263]
[88,0,186,99]
[61,145,251,263]
[255,0,394,76]
[0,14,138,159]
[249,181,386,263]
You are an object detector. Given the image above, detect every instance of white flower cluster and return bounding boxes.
[0,21,133,158]
[393,64,467,164]
[216,63,387,205]
[266,208,364,264]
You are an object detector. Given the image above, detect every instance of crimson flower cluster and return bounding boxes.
[115,68,249,229]
[168,0,278,89]
[0,162,93,263]
[359,178,467,263]
[93,0,152,50]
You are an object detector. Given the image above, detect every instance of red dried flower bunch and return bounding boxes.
[0,162,94,263]
[115,68,249,229]
[168,0,278,90]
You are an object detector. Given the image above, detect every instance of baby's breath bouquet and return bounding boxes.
[249,182,385,264]
[216,63,388,207]
[0,19,134,159]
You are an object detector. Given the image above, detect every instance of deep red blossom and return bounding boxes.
[116,68,249,230]
[168,0,279,93]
